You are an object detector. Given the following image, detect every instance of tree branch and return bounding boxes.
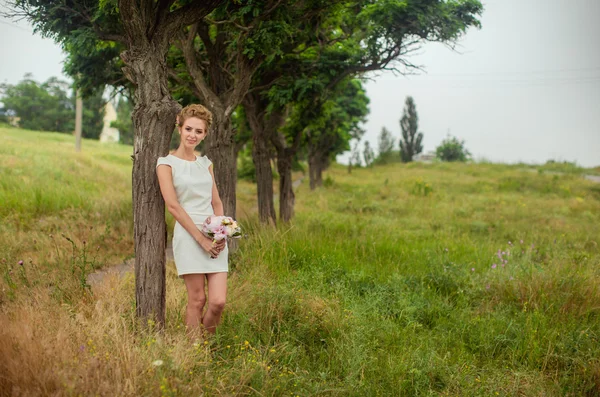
[162,0,224,41]
[167,69,202,100]
[176,28,222,111]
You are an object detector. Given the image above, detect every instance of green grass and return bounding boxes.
[0,126,134,276]
[1,127,599,396]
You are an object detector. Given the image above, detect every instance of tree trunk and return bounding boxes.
[308,152,318,190]
[243,94,279,225]
[308,150,326,190]
[204,114,237,219]
[277,149,295,222]
[125,46,180,327]
[114,0,221,327]
[314,158,325,188]
[253,131,276,225]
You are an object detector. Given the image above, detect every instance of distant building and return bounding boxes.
[414,151,436,162]
[8,116,20,127]
[100,101,120,143]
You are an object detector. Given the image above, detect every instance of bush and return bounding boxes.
[435,135,471,162]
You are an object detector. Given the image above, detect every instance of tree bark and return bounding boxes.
[243,94,283,225]
[253,131,276,225]
[123,45,179,326]
[204,114,237,218]
[276,149,295,222]
[270,118,304,223]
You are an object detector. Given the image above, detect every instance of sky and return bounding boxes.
[1,0,599,167]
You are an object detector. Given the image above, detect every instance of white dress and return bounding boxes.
[156,154,228,276]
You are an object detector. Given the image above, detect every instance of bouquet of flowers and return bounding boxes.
[200,216,242,243]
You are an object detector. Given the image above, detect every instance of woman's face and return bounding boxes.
[179,117,208,149]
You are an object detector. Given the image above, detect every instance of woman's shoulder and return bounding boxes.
[156,154,175,168]
[199,155,213,168]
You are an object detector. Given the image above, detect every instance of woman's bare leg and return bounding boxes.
[183,274,207,334]
[202,272,227,334]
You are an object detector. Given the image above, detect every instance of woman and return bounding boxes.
[156,104,228,335]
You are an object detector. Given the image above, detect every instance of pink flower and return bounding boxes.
[471,268,475,272]
[491,264,497,269]
[214,232,227,241]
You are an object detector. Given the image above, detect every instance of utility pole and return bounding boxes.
[75,89,82,152]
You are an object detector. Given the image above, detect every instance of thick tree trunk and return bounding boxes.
[277,149,295,222]
[124,46,180,326]
[204,114,237,219]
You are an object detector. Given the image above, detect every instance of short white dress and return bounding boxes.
[156,154,228,276]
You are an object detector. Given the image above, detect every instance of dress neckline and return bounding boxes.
[169,153,199,163]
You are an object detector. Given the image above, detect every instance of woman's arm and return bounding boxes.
[156,164,218,256]
[208,165,225,216]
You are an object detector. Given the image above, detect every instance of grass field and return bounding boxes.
[1,126,599,396]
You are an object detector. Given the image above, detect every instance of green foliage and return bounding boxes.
[375,126,395,164]
[304,78,370,169]
[399,96,424,162]
[436,134,471,162]
[539,159,586,174]
[237,145,257,183]
[1,75,74,133]
[80,89,106,140]
[0,75,105,138]
[411,178,433,196]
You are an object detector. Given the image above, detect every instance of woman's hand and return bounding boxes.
[197,234,226,258]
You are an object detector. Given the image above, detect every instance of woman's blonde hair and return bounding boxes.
[176,104,213,130]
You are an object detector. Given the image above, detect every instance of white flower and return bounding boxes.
[152,360,164,367]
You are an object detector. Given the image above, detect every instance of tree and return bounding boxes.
[306,78,369,189]
[348,139,363,173]
[239,0,345,223]
[9,0,224,327]
[399,96,423,162]
[245,0,482,222]
[1,74,105,138]
[436,135,471,162]
[168,0,337,223]
[376,127,395,164]
[1,75,74,133]
[242,92,283,225]
[363,141,375,167]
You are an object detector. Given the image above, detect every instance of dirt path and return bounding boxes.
[86,245,173,286]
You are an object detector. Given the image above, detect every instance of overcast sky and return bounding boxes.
[1,0,599,167]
